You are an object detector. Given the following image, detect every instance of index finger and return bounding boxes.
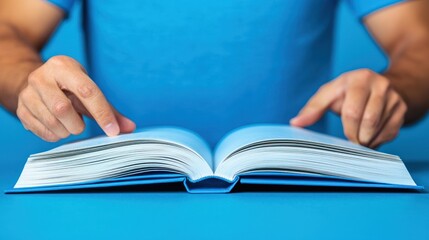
[57,71,120,137]
[290,81,342,127]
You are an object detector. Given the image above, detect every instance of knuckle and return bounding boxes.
[375,78,391,94]
[17,89,27,102]
[362,113,379,128]
[95,108,114,125]
[343,108,360,121]
[356,69,374,79]
[52,100,73,117]
[19,88,33,103]
[45,116,59,129]
[353,82,368,92]
[47,55,72,67]
[27,71,42,86]
[77,83,100,99]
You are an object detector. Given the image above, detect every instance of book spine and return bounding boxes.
[183,176,239,193]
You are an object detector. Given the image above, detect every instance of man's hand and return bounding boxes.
[16,55,136,142]
[290,69,407,148]
[0,1,135,142]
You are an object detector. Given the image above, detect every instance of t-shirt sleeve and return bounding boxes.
[346,0,405,20]
[45,0,75,16]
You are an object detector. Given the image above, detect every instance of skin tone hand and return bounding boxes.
[290,69,407,148]
[16,55,136,142]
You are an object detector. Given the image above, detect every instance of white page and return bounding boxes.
[214,124,388,168]
[35,127,213,169]
[212,124,416,186]
[15,127,216,188]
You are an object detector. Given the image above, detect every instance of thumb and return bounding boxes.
[290,82,342,127]
[113,110,136,133]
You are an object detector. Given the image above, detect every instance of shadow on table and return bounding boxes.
[8,183,425,194]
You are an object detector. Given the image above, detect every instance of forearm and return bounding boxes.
[0,22,42,113]
[383,33,429,124]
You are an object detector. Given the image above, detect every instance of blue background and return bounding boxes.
[0,2,428,240]
[1,1,428,171]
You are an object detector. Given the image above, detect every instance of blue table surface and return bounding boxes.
[1,158,428,240]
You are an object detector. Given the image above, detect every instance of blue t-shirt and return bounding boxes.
[47,0,403,146]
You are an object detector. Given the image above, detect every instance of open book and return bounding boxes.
[7,124,422,193]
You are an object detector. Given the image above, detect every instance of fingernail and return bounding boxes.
[359,134,371,146]
[104,123,120,136]
[290,117,299,125]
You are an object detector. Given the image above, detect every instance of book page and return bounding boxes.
[213,124,383,168]
[213,124,416,186]
[37,126,213,168]
[15,127,215,188]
